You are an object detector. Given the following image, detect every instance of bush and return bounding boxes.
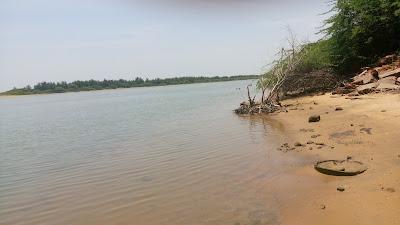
[323,0,400,75]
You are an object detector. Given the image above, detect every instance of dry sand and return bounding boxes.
[266,93,400,225]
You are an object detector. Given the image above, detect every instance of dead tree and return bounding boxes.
[264,31,307,106]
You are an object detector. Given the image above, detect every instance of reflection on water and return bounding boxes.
[0,80,307,225]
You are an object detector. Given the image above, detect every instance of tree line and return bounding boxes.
[2,75,259,95]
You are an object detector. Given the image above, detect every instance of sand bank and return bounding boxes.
[267,93,400,225]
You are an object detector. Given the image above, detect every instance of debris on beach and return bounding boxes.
[333,54,400,96]
[337,186,346,192]
[308,115,321,122]
[314,159,368,176]
[294,142,304,147]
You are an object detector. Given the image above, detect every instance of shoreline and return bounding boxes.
[0,77,258,97]
[264,92,400,225]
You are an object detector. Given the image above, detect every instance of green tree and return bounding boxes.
[323,0,400,74]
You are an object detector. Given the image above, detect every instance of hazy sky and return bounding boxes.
[0,0,331,91]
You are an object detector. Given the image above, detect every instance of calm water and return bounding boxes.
[0,80,308,225]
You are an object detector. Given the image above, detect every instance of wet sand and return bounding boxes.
[266,93,400,225]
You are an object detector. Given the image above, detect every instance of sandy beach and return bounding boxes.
[264,93,400,225]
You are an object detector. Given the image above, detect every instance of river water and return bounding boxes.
[0,80,309,225]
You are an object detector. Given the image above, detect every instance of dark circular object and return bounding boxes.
[314,160,367,176]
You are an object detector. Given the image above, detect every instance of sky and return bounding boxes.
[0,0,331,91]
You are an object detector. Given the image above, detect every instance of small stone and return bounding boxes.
[311,134,321,138]
[347,156,352,160]
[308,115,321,123]
[307,141,314,144]
[309,147,313,150]
[294,142,303,147]
[330,146,335,149]
[350,124,354,126]
[313,102,318,105]
[337,186,345,192]
[325,112,329,114]
[320,204,326,210]
[335,107,343,111]
[316,142,325,146]
[309,107,313,110]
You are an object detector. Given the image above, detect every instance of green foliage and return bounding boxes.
[261,0,400,84]
[1,75,259,95]
[323,0,400,74]
[294,40,333,73]
[258,40,332,91]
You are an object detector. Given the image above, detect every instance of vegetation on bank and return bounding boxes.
[1,75,259,95]
[239,0,400,114]
[258,0,400,96]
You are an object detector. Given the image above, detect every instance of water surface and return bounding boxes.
[0,80,307,225]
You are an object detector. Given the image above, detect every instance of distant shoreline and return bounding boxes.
[1,75,259,96]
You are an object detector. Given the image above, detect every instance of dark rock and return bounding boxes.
[315,142,325,146]
[307,141,314,144]
[320,204,326,210]
[308,115,321,123]
[337,186,345,192]
[335,107,343,111]
[294,142,303,147]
